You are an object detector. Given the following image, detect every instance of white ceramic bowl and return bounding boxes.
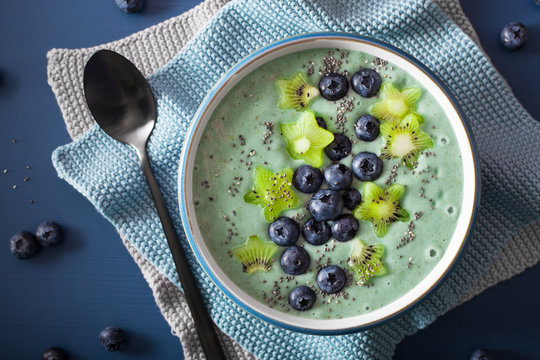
[179,33,480,334]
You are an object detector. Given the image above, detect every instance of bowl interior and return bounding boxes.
[179,33,478,334]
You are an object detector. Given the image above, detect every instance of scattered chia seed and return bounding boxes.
[209,197,214,201]
[11,139,16,143]
[238,135,246,146]
[3,169,7,173]
[29,200,34,204]
[23,177,30,182]
[12,185,16,189]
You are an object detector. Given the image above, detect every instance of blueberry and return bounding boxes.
[500,22,528,50]
[309,189,344,221]
[318,73,349,101]
[470,348,495,360]
[331,215,359,242]
[35,221,63,248]
[324,133,352,161]
[9,231,40,259]
[351,68,382,97]
[316,116,327,129]
[288,285,316,311]
[354,115,380,142]
[42,347,68,360]
[342,188,362,210]
[280,245,310,275]
[99,326,127,351]
[115,0,144,13]
[293,165,323,194]
[352,152,383,181]
[317,265,346,294]
[268,217,299,246]
[324,163,353,191]
[302,218,331,245]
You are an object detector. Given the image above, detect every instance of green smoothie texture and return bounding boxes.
[192,48,463,319]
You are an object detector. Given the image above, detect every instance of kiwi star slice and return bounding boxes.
[353,182,410,237]
[280,111,334,167]
[231,235,278,274]
[370,83,422,124]
[348,238,386,286]
[244,166,300,222]
[276,72,319,111]
[380,113,434,168]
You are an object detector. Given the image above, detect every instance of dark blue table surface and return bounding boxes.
[1,1,539,359]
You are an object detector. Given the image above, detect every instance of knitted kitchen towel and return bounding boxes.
[49,0,540,359]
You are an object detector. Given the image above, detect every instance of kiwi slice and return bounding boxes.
[370,83,421,124]
[348,238,386,286]
[353,182,410,237]
[244,166,301,222]
[280,111,334,167]
[380,113,434,168]
[276,72,319,111]
[231,235,278,274]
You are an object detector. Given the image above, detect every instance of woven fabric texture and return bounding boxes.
[48,0,540,359]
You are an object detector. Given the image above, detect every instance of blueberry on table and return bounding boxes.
[35,221,63,247]
[318,73,349,101]
[288,285,316,311]
[324,133,352,161]
[309,189,344,221]
[323,163,353,191]
[280,245,310,275]
[351,68,382,97]
[115,0,144,13]
[302,218,331,246]
[351,152,383,181]
[342,188,362,210]
[331,214,359,242]
[293,165,323,194]
[317,265,346,294]
[470,348,495,360]
[268,217,300,246]
[9,231,40,259]
[500,22,528,50]
[354,115,380,142]
[99,326,127,351]
[42,347,68,360]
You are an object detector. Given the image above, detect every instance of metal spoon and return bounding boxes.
[83,49,225,360]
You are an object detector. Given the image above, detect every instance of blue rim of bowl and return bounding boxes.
[178,32,481,335]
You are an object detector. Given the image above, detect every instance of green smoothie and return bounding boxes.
[192,48,463,319]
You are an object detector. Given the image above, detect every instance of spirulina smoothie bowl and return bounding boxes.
[178,33,479,334]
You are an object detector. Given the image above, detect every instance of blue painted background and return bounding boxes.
[0,0,538,359]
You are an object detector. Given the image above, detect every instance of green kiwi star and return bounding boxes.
[348,238,386,286]
[380,113,434,168]
[280,111,334,167]
[370,82,422,124]
[353,182,410,238]
[276,72,319,111]
[231,235,278,274]
[244,166,300,222]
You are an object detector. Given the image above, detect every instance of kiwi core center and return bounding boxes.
[388,99,408,117]
[294,136,311,154]
[374,200,395,220]
[391,134,415,157]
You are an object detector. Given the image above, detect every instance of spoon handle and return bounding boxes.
[139,150,226,360]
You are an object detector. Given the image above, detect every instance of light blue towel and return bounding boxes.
[52,0,540,358]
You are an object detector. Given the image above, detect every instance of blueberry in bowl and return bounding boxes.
[268,217,300,246]
[309,189,344,221]
[302,218,331,245]
[318,73,349,101]
[317,265,346,294]
[354,115,380,142]
[352,152,383,181]
[351,68,382,97]
[324,163,353,191]
[293,165,323,194]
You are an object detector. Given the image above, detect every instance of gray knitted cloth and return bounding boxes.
[46,0,540,358]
